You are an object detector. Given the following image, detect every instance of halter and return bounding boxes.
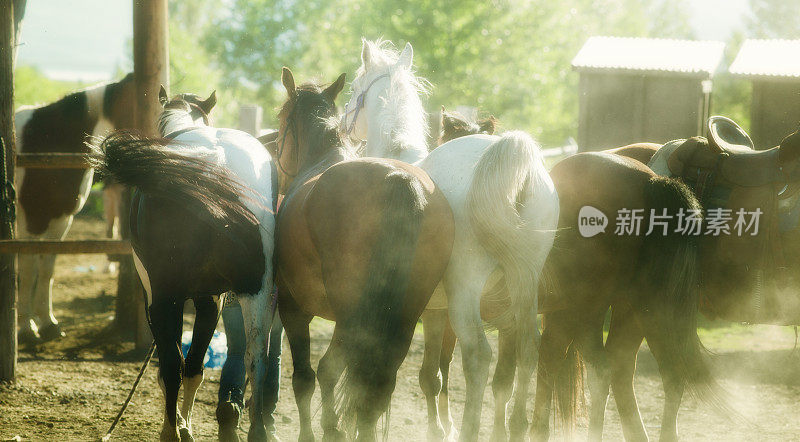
[161,99,210,139]
[276,99,300,178]
[341,73,389,136]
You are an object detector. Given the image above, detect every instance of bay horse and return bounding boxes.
[342,39,559,441]
[265,68,453,441]
[90,88,276,442]
[14,73,136,343]
[575,119,800,441]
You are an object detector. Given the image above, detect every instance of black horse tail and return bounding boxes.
[637,176,733,416]
[89,130,258,227]
[336,169,428,436]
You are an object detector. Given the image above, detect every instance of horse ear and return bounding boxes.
[158,85,168,106]
[442,112,456,132]
[479,116,498,135]
[397,42,413,70]
[361,38,371,70]
[282,67,297,98]
[200,90,217,114]
[324,73,347,101]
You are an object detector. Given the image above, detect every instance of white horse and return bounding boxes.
[342,39,559,441]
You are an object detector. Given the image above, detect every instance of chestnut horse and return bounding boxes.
[576,120,800,441]
[91,90,276,442]
[266,68,454,441]
[528,149,733,442]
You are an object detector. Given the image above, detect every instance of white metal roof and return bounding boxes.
[572,36,726,77]
[729,39,800,79]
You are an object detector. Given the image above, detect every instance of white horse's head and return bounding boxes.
[342,39,429,160]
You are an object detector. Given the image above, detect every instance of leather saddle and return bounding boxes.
[667,116,782,187]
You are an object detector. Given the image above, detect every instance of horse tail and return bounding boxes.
[466,131,553,327]
[638,176,733,415]
[89,131,258,227]
[552,341,584,435]
[337,169,428,434]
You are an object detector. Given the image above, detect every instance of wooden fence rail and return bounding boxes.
[16,153,92,169]
[0,240,131,255]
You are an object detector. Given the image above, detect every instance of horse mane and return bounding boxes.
[358,39,430,156]
[279,82,355,180]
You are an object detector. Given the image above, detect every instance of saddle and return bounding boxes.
[666,116,782,188]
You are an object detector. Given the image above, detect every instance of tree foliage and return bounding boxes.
[198,0,697,145]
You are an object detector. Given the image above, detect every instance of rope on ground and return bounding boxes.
[99,340,156,442]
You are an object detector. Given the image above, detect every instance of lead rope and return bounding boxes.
[0,136,16,235]
[101,262,156,442]
[100,341,155,441]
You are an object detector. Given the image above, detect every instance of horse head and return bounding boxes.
[269,67,346,195]
[439,106,498,145]
[342,39,429,161]
[156,86,217,137]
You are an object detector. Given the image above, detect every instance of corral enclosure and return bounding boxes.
[4,1,800,441]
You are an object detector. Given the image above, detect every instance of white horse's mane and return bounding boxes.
[358,39,431,157]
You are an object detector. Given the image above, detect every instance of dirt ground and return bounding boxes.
[3,217,800,441]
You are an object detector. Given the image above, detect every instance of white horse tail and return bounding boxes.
[466,131,550,327]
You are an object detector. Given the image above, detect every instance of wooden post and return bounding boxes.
[119,0,169,350]
[0,0,17,382]
[238,105,263,136]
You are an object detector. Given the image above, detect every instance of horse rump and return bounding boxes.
[89,130,258,228]
[336,169,428,433]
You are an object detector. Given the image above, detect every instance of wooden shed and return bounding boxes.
[729,39,800,149]
[572,36,725,151]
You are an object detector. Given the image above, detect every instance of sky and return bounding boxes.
[15,0,752,82]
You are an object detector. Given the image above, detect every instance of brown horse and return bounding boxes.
[585,120,800,441]
[526,150,733,442]
[266,68,454,441]
[439,106,497,145]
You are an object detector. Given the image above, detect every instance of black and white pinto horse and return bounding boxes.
[91,88,277,442]
[14,73,136,343]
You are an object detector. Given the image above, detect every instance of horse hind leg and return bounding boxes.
[238,290,273,442]
[419,309,448,441]
[439,319,457,440]
[490,327,516,442]
[576,310,612,442]
[279,293,316,442]
[317,326,347,441]
[150,298,186,442]
[180,295,222,441]
[447,278,492,442]
[32,253,64,341]
[607,306,648,442]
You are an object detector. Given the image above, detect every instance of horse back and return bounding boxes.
[542,152,655,311]
[276,158,453,322]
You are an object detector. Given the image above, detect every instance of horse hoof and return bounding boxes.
[298,429,315,442]
[38,323,66,341]
[322,429,344,442]
[247,425,268,442]
[179,427,194,442]
[18,328,42,346]
[217,401,242,441]
[489,428,508,442]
